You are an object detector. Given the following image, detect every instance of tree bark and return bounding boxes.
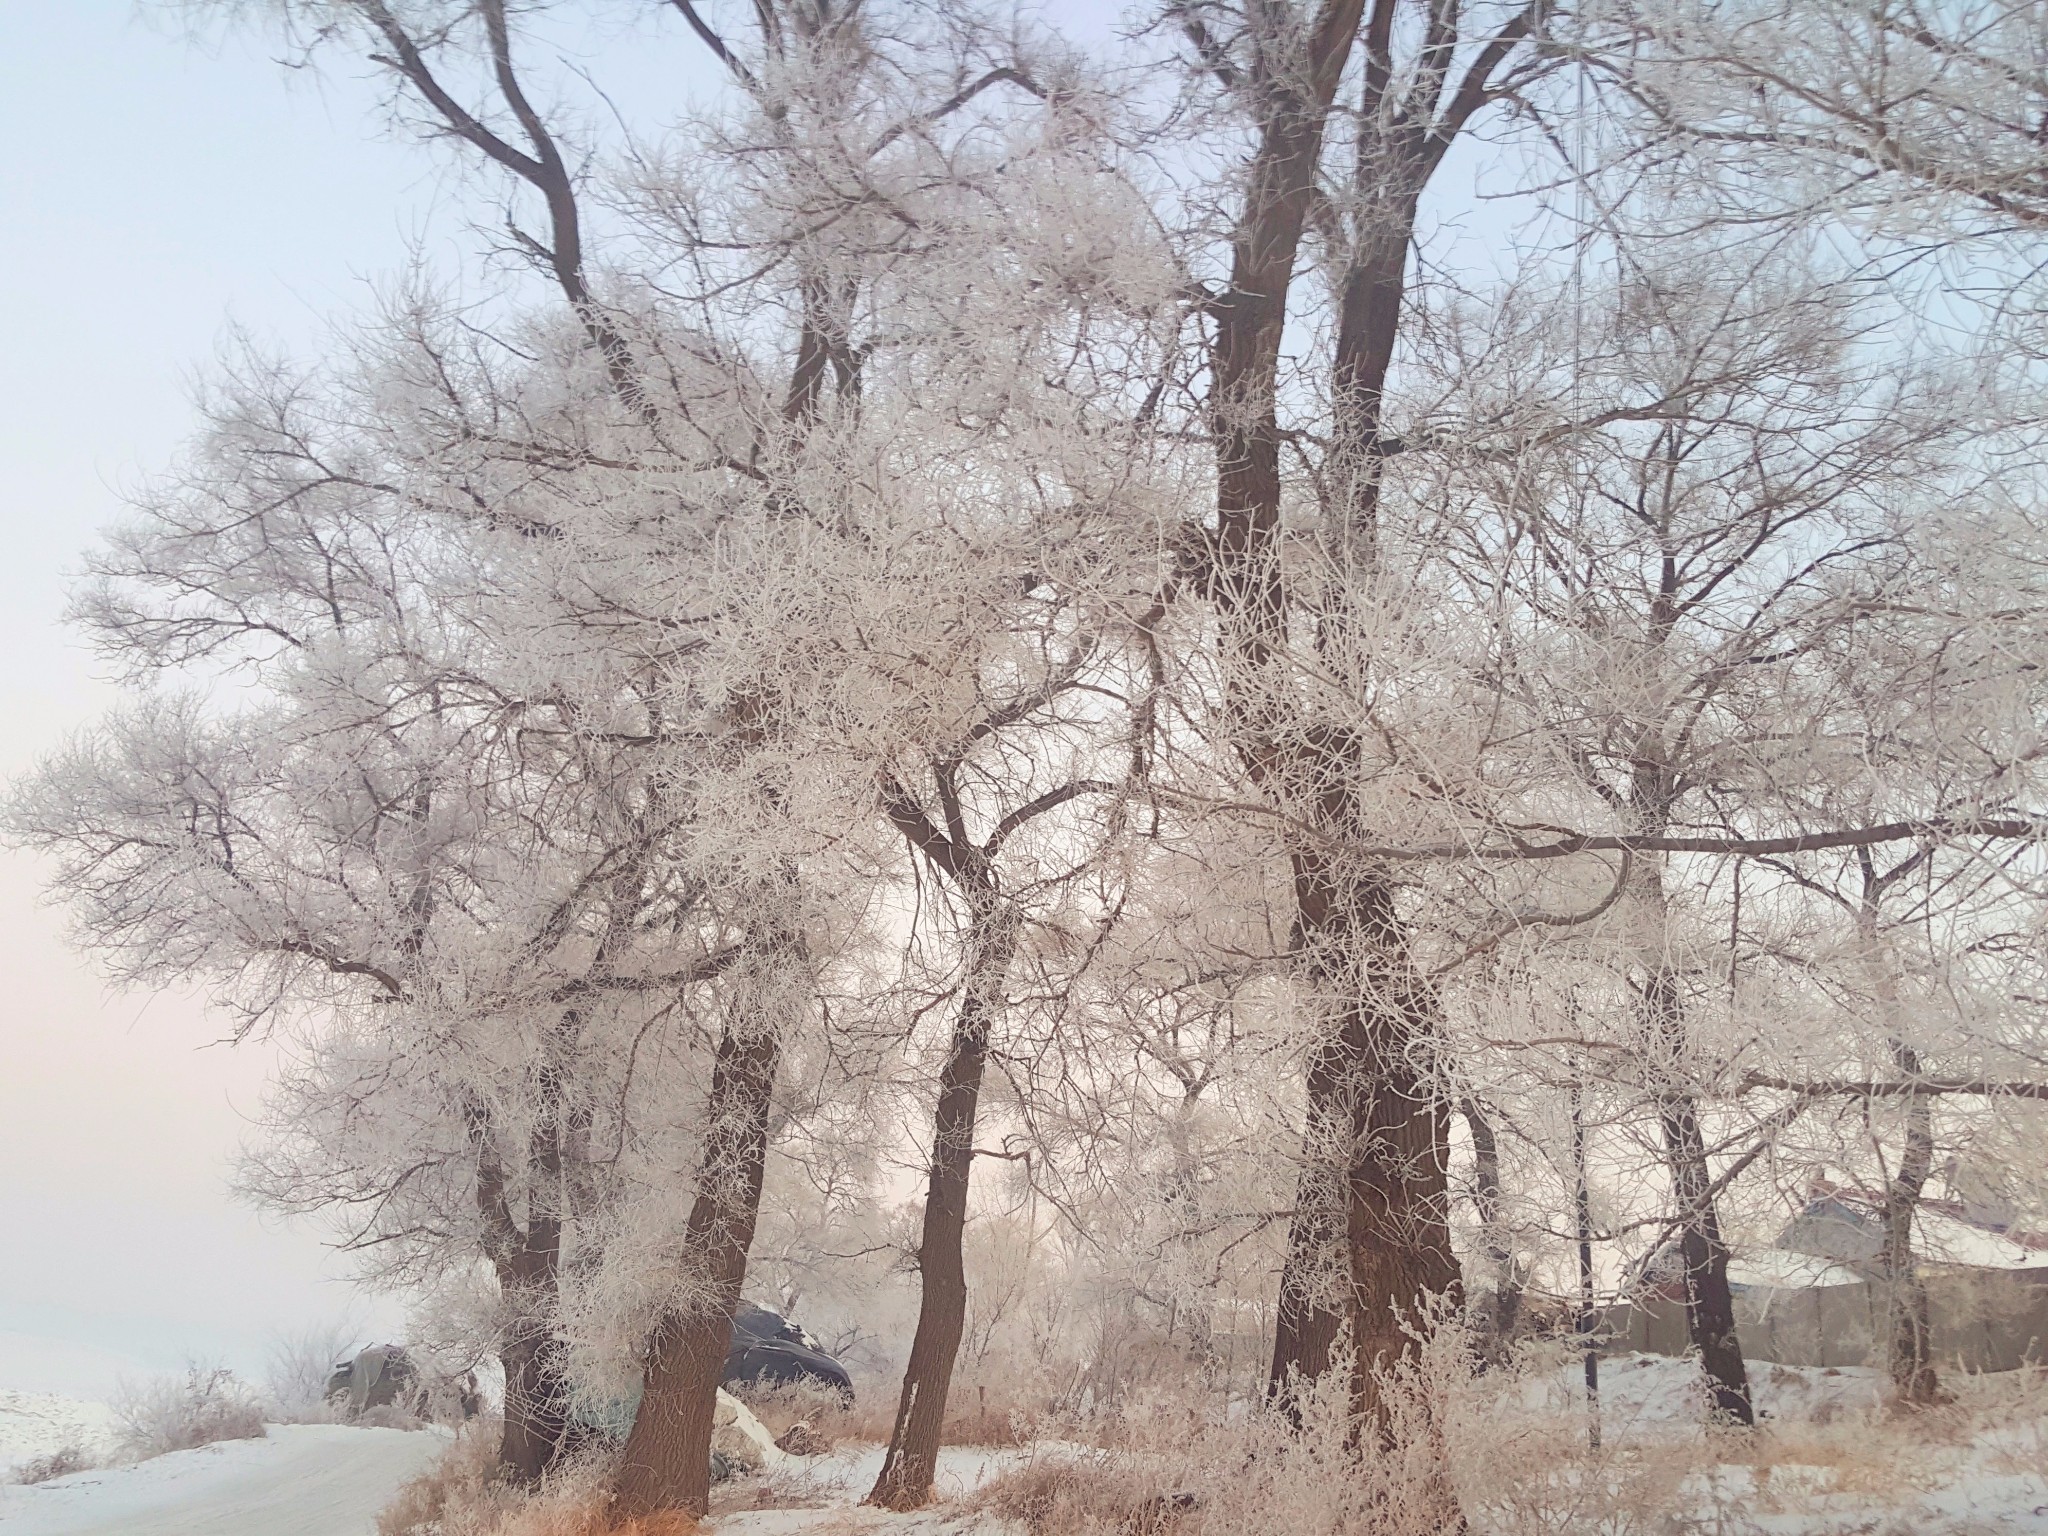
[1882,1040,1942,1404]
[498,1318,570,1483]
[1462,1098,1522,1359]
[1656,1081,1754,1424]
[1632,848,1753,1425]
[614,996,784,1518]
[1267,849,1462,1428]
[1196,4,1523,1439]
[1199,1,1371,1411]
[868,908,1019,1510]
[1843,856,1945,1407]
[470,1097,573,1482]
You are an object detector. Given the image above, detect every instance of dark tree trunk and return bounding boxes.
[1267,853,1462,1431]
[1883,1042,1942,1405]
[1658,1086,1753,1424]
[614,1006,783,1519]
[1193,20,1531,1509]
[1635,855,1752,1426]
[868,910,1019,1510]
[1462,1098,1522,1359]
[1206,16,1404,1405]
[471,1098,573,1483]
[498,1318,570,1483]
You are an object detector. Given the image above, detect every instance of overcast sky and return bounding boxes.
[0,0,610,1398]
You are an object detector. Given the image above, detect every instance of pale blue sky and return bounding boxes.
[0,0,475,1394]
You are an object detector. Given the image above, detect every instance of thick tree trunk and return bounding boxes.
[1267,858,1462,1429]
[1197,5,1475,1431]
[614,1004,783,1519]
[1198,18,1530,1505]
[498,1315,570,1483]
[471,1098,573,1482]
[868,910,1018,1510]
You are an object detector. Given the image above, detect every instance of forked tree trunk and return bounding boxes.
[1202,5,1376,1411]
[614,1007,784,1518]
[471,1099,573,1482]
[1197,5,1524,1453]
[868,909,1019,1510]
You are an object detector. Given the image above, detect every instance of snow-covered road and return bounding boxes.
[0,1424,445,1536]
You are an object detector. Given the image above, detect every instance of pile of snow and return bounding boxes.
[0,1391,116,1478]
[715,1387,786,1473]
[0,1422,444,1536]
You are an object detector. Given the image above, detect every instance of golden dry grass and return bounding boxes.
[730,1373,1037,1448]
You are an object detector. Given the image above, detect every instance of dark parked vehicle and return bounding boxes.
[564,1300,851,1480]
[325,1344,481,1422]
[723,1301,854,1402]
[326,1344,427,1419]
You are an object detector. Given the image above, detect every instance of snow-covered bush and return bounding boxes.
[110,1364,267,1461]
[264,1321,359,1423]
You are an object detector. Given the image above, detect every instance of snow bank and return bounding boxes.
[716,1387,786,1472]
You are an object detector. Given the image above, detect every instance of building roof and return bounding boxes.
[1768,1181,2048,1278]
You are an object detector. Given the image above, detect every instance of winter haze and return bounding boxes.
[8,4,2048,1535]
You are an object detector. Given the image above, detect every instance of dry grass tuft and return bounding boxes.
[973,1329,2048,1536]
[11,1445,95,1486]
[731,1372,1041,1448]
[979,1451,1192,1536]
[376,1426,642,1536]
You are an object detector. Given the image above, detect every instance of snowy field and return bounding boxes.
[0,1394,115,1482]
[0,1423,445,1536]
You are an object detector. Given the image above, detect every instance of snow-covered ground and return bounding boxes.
[0,1393,115,1480]
[1535,1350,1891,1432]
[1504,1355,2048,1534]
[0,1361,2041,1536]
[0,1423,446,1536]
[715,1443,1032,1536]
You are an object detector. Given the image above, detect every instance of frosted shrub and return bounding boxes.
[981,1327,1469,1536]
[376,1429,637,1536]
[264,1321,358,1423]
[111,1363,267,1461]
